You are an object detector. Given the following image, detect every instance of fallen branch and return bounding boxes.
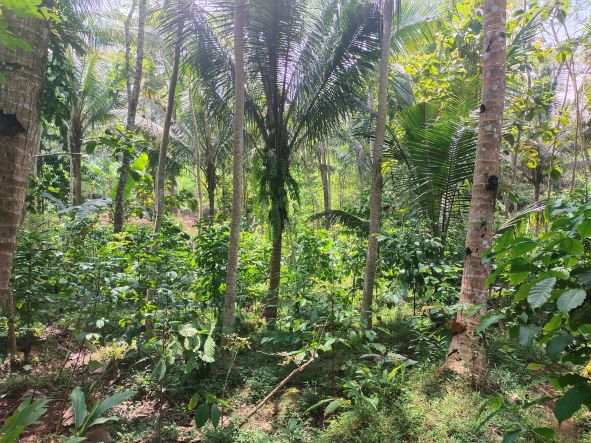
[238,356,316,428]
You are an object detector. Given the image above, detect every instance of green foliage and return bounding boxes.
[0,396,48,443]
[488,199,591,423]
[68,386,136,437]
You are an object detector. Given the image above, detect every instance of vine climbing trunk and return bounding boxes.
[444,0,506,378]
[154,15,184,233]
[361,0,393,329]
[0,11,49,311]
[113,0,146,233]
[222,0,246,336]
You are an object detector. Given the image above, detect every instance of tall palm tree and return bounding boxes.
[171,0,407,324]
[222,0,246,335]
[154,3,184,233]
[113,0,147,233]
[0,8,50,310]
[67,51,119,206]
[361,0,394,329]
[444,0,507,378]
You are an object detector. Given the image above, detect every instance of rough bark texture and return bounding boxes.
[0,11,49,310]
[154,18,183,233]
[113,0,146,233]
[444,0,506,378]
[361,0,393,329]
[222,0,246,336]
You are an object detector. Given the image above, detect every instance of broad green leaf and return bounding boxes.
[509,237,537,256]
[554,382,591,423]
[210,403,221,428]
[179,324,198,337]
[532,427,555,439]
[502,429,524,443]
[557,289,587,313]
[493,230,514,252]
[0,396,48,442]
[577,220,591,237]
[527,277,556,309]
[70,387,88,431]
[152,359,166,381]
[518,325,541,347]
[188,393,200,411]
[324,399,345,416]
[195,403,209,428]
[546,332,574,360]
[476,313,505,334]
[201,335,216,363]
[95,390,135,416]
[558,238,583,256]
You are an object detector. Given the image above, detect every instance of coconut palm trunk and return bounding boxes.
[154,17,184,233]
[222,0,246,335]
[0,11,49,310]
[113,0,147,233]
[361,0,393,329]
[444,0,507,378]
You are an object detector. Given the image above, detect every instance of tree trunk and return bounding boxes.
[70,110,83,206]
[189,87,203,221]
[444,0,507,378]
[0,11,49,310]
[113,0,146,233]
[222,0,246,336]
[361,0,393,329]
[263,222,283,325]
[205,137,216,218]
[154,17,183,233]
[318,143,331,213]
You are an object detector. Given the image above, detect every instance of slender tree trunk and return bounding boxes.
[361,0,393,329]
[0,11,49,310]
[444,0,507,378]
[154,17,183,233]
[221,162,228,217]
[70,111,83,206]
[318,143,331,213]
[263,222,283,325]
[189,89,203,221]
[114,0,146,233]
[222,0,246,336]
[205,138,216,218]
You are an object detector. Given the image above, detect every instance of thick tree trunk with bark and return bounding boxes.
[222,0,246,335]
[444,0,506,378]
[113,0,146,233]
[154,18,183,233]
[0,11,49,310]
[361,0,393,329]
